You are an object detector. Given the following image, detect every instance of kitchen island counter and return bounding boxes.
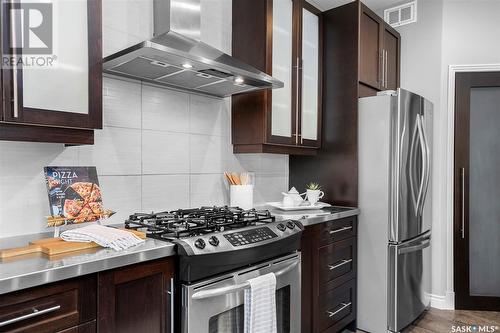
[0,227,175,295]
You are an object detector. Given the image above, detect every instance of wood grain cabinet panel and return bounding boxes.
[359,8,382,89]
[97,258,175,333]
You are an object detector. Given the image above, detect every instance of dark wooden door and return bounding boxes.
[383,25,400,90]
[454,71,500,311]
[359,5,382,90]
[98,258,175,333]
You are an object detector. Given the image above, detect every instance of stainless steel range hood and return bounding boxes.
[103,0,283,97]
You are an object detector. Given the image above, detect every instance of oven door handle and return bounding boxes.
[191,260,299,300]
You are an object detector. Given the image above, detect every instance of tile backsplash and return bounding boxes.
[0,0,288,238]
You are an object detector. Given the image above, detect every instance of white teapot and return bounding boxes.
[281,187,306,207]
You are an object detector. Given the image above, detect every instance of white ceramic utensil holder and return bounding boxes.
[230,185,254,209]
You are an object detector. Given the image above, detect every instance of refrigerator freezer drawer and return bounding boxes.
[388,232,431,332]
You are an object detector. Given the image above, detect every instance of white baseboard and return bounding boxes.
[430,291,455,310]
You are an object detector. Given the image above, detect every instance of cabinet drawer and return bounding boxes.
[319,238,357,290]
[0,276,96,333]
[318,280,356,333]
[319,216,357,245]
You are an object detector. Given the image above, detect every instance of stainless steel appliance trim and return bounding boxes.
[191,259,300,300]
[461,167,465,239]
[329,226,353,235]
[326,302,352,317]
[328,259,353,271]
[0,305,61,327]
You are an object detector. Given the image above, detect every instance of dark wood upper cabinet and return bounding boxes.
[359,8,382,89]
[98,258,175,333]
[0,0,102,144]
[232,0,322,155]
[359,3,400,93]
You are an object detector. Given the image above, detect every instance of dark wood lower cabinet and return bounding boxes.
[302,216,358,333]
[0,258,175,333]
[98,258,175,333]
[0,275,96,333]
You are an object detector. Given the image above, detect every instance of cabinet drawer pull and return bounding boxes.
[329,226,352,235]
[328,259,352,271]
[326,302,352,318]
[0,305,61,327]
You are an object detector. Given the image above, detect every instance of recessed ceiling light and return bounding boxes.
[234,77,244,84]
[182,63,193,69]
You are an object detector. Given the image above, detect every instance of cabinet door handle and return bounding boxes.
[461,167,465,239]
[295,57,300,145]
[167,277,174,333]
[384,49,388,88]
[9,4,20,118]
[381,50,385,89]
[0,305,61,327]
[328,259,352,271]
[326,302,352,318]
[329,226,353,235]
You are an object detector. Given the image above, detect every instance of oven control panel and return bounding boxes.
[224,227,278,246]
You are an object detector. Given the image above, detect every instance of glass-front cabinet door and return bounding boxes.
[270,0,295,145]
[300,4,320,147]
[1,0,102,129]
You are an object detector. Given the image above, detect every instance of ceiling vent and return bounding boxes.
[384,1,417,28]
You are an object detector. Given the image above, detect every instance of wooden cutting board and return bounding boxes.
[0,229,146,259]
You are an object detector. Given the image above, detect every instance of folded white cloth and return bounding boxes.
[244,273,277,333]
[60,225,145,251]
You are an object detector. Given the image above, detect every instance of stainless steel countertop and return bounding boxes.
[0,226,175,295]
[265,205,360,227]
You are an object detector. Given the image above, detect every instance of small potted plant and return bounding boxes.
[305,182,324,206]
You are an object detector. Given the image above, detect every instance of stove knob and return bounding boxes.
[277,223,286,232]
[286,221,296,229]
[194,238,206,249]
[209,236,220,246]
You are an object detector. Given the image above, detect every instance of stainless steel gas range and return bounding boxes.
[125,206,303,333]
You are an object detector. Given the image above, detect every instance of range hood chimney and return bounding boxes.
[103,0,283,98]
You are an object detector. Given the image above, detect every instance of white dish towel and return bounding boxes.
[244,273,277,333]
[60,225,145,251]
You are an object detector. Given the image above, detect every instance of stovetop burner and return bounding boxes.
[125,206,275,239]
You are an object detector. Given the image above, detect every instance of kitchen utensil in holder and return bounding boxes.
[230,185,254,210]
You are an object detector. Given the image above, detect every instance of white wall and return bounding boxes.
[395,0,500,308]
[0,0,289,238]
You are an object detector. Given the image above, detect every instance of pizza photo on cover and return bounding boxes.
[44,167,113,227]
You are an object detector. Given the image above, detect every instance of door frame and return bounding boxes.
[445,64,500,310]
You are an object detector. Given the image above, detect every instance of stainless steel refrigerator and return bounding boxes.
[357,89,432,333]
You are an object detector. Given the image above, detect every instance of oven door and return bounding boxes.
[182,253,301,333]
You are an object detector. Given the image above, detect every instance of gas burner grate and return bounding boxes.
[125,206,275,239]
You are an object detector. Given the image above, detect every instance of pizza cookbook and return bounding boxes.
[44,166,114,227]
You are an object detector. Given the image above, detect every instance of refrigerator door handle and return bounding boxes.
[397,236,431,254]
[415,115,427,217]
[409,116,420,214]
[417,115,431,216]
